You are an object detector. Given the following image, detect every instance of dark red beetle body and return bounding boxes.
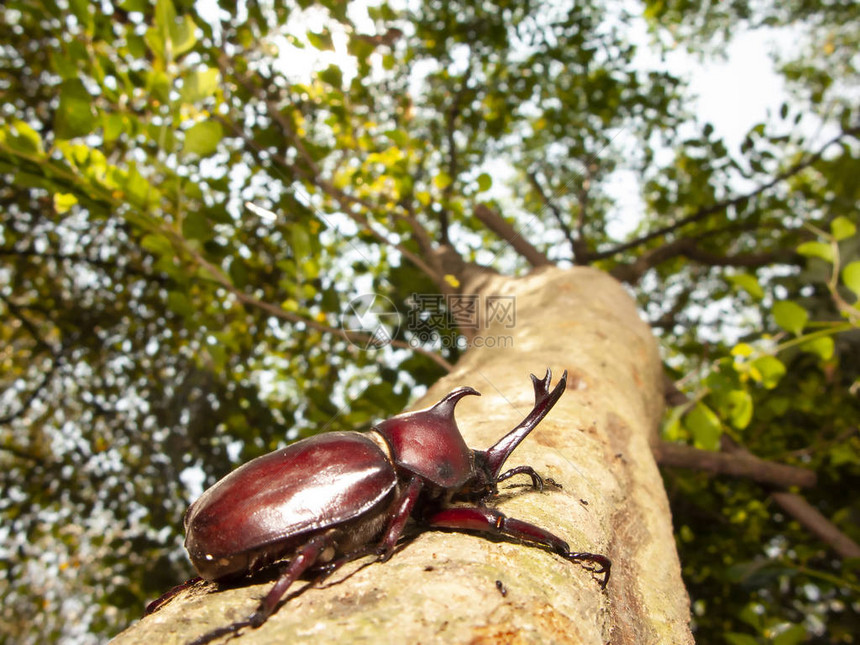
[184,432,397,581]
[157,371,610,643]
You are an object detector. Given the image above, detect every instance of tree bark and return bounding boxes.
[112,267,693,644]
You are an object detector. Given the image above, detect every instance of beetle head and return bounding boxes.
[374,386,479,489]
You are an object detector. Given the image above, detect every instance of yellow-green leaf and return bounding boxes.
[476,173,493,193]
[727,273,763,300]
[831,216,856,242]
[4,120,44,155]
[772,300,808,336]
[183,121,222,156]
[796,241,833,263]
[731,342,754,357]
[750,355,786,389]
[53,193,78,214]
[434,172,452,190]
[801,336,834,360]
[307,30,333,50]
[54,79,97,140]
[842,261,860,297]
[685,403,722,451]
[169,15,197,57]
[726,390,753,430]
[180,68,220,104]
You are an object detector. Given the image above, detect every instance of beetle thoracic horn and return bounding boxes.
[482,369,568,479]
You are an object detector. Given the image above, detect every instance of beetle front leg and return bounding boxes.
[496,465,545,491]
[426,506,611,588]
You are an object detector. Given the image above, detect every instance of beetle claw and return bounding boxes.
[565,552,612,589]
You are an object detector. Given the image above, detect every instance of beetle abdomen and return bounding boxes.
[184,432,397,580]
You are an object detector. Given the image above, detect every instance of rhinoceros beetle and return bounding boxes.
[151,370,610,642]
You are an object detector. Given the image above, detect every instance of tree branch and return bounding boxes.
[473,204,553,267]
[610,236,800,284]
[0,246,167,283]
[439,65,472,244]
[0,294,62,426]
[655,440,817,489]
[186,245,454,373]
[721,437,860,560]
[769,490,860,559]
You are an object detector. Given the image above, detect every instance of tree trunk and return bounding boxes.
[112,267,693,644]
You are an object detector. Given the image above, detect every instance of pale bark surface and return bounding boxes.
[112,267,693,645]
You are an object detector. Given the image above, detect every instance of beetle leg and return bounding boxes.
[144,576,202,615]
[426,506,611,588]
[249,531,336,628]
[376,476,423,561]
[495,465,545,491]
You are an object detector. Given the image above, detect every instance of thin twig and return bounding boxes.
[526,171,578,260]
[592,125,860,261]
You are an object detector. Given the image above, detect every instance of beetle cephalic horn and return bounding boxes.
[431,386,481,414]
[483,369,567,480]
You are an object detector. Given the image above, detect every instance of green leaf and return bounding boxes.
[724,634,759,645]
[149,0,197,60]
[684,403,722,451]
[54,79,97,140]
[830,216,856,241]
[291,226,313,262]
[146,69,171,104]
[476,173,493,192]
[169,15,197,57]
[726,390,753,430]
[167,290,194,318]
[750,355,786,389]
[182,211,212,241]
[726,273,763,300]
[773,625,806,645]
[228,257,248,289]
[433,172,452,190]
[3,120,44,155]
[103,113,126,143]
[318,65,343,88]
[800,336,834,360]
[180,68,220,104]
[772,300,808,335]
[842,261,860,297]
[796,241,833,263]
[307,29,333,50]
[141,234,175,257]
[183,121,222,156]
